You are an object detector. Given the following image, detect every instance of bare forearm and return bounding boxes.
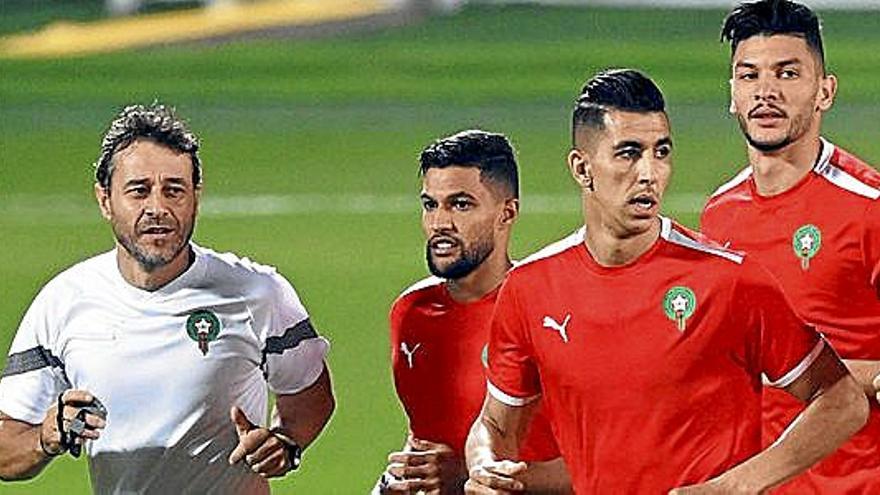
[465,396,533,469]
[465,417,502,470]
[274,366,335,449]
[0,418,50,481]
[717,374,868,492]
[843,359,880,397]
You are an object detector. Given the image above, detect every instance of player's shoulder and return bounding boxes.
[509,227,586,278]
[705,166,754,210]
[661,217,745,266]
[195,244,290,293]
[814,139,880,201]
[45,249,117,294]
[197,244,277,275]
[394,275,445,306]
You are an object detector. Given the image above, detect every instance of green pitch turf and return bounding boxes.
[1,4,878,493]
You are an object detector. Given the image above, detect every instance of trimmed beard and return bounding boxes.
[114,218,195,273]
[426,237,494,280]
[736,112,809,153]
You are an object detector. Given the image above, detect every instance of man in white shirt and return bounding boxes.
[0,103,334,494]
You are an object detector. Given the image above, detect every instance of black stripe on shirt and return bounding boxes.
[2,346,63,378]
[260,318,319,379]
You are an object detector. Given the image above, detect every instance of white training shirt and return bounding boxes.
[0,244,330,494]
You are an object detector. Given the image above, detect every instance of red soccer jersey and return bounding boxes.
[390,276,559,461]
[487,218,823,494]
[701,139,880,494]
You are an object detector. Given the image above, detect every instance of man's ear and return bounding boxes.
[194,183,202,213]
[500,197,519,226]
[728,78,737,115]
[95,183,112,221]
[567,149,593,191]
[817,73,837,112]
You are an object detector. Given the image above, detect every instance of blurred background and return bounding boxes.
[1,0,879,492]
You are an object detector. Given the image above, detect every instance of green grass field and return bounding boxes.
[1,4,879,493]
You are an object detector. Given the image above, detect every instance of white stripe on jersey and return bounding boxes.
[814,138,880,200]
[660,216,745,264]
[765,339,826,388]
[709,166,752,198]
[487,380,540,407]
[398,275,444,299]
[515,227,586,269]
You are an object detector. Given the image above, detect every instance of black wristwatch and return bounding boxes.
[270,428,302,471]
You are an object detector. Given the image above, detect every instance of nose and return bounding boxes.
[427,206,455,233]
[143,189,169,217]
[754,74,780,101]
[636,157,659,186]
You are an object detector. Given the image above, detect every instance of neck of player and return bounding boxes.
[749,134,823,197]
[116,245,194,291]
[446,250,512,303]
[583,215,661,267]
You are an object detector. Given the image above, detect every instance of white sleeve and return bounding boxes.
[256,270,329,395]
[0,284,68,424]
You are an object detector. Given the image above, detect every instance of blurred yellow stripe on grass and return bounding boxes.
[0,0,392,58]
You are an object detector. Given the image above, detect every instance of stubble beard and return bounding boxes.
[426,236,495,280]
[113,216,195,273]
[737,111,811,153]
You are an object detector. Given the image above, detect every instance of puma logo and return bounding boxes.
[542,314,571,343]
[400,342,421,369]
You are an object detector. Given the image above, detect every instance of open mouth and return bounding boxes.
[628,194,657,211]
[140,225,175,236]
[429,236,461,255]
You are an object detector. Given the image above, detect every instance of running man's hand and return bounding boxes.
[40,389,106,456]
[381,436,465,494]
[228,406,293,478]
[464,460,527,494]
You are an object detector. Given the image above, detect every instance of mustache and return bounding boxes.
[428,234,462,247]
[137,220,176,233]
[748,104,787,119]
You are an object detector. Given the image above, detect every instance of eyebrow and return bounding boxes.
[122,176,189,188]
[613,140,645,151]
[448,192,477,201]
[420,191,477,201]
[735,58,802,70]
[123,178,151,188]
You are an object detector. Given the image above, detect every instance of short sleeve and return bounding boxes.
[739,259,823,388]
[486,275,541,406]
[861,200,880,291]
[0,285,68,424]
[257,270,329,395]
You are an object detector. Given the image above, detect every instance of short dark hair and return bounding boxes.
[419,130,519,199]
[571,68,666,147]
[721,0,825,70]
[94,103,201,190]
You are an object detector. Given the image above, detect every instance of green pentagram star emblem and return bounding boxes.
[663,286,696,332]
[186,310,221,356]
[792,224,821,271]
